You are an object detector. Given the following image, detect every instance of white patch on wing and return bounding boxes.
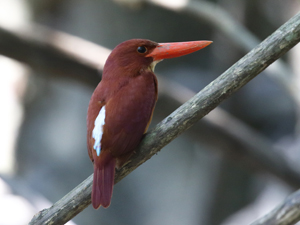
[92,106,106,156]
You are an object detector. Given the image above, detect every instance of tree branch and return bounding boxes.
[147,0,300,119]
[26,11,300,225]
[0,25,101,85]
[158,79,300,188]
[2,24,299,189]
[250,189,300,225]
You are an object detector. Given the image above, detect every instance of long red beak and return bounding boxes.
[146,40,212,61]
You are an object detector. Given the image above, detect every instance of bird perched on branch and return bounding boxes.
[87,39,212,209]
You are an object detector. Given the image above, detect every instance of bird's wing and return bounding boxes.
[101,73,157,158]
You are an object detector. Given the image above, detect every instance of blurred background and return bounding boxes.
[0,0,300,224]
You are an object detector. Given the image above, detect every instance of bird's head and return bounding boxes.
[102,39,212,79]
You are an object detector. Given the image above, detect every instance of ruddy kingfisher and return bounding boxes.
[87,39,212,209]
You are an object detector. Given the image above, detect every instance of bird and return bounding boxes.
[87,39,212,209]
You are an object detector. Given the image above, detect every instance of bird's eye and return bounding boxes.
[137,46,147,54]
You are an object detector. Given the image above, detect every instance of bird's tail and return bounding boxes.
[92,154,116,209]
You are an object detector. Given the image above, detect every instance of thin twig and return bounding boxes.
[26,11,300,225]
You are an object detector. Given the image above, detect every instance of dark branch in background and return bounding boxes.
[24,11,300,225]
[250,189,300,225]
[0,25,101,85]
[146,0,300,120]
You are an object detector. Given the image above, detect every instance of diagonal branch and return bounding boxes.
[147,0,300,122]
[0,24,300,190]
[250,189,300,225]
[27,11,300,225]
[2,24,300,189]
[158,78,300,189]
[0,24,102,85]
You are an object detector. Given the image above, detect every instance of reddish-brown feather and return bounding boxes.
[91,151,115,209]
[87,40,158,209]
[87,72,157,162]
